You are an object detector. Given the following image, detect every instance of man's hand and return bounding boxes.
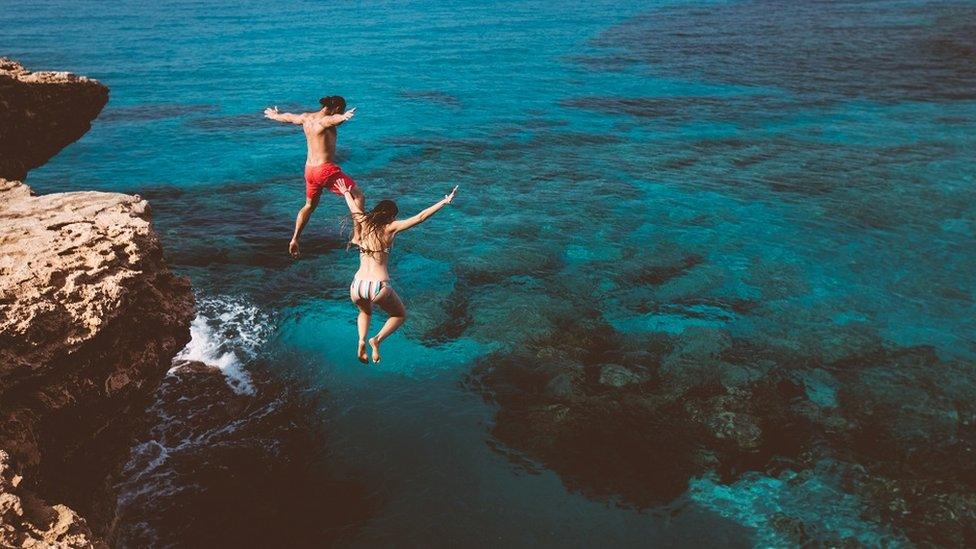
[340,107,357,122]
[263,106,280,120]
[444,185,459,204]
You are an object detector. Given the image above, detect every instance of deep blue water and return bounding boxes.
[5,0,976,546]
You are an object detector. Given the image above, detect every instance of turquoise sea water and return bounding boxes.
[6,0,976,546]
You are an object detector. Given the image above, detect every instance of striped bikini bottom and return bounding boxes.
[350,279,391,302]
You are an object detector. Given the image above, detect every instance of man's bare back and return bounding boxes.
[303,112,345,165]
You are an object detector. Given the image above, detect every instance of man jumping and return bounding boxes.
[264,95,364,257]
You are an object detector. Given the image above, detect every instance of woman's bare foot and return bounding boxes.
[357,340,368,364]
[368,336,381,363]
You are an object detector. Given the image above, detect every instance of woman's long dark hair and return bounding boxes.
[356,200,398,253]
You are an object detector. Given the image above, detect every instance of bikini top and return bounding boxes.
[355,243,391,255]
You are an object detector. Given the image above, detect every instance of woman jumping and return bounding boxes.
[335,179,458,363]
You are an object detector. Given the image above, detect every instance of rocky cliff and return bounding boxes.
[0,61,193,547]
[0,58,109,181]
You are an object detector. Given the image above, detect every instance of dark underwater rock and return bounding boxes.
[111,361,376,547]
[468,312,815,507]
[468,306,976,545]
[597,364,647,388]
[545,372,578,399]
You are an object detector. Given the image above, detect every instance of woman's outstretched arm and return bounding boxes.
[335,179,364,215]
[390,186,458,233]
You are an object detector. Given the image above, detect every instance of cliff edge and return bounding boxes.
[0,58,108,181]
[0,61,193,547]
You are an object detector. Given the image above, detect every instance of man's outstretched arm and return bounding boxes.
[264,106,307,124]
[313,107,357,128]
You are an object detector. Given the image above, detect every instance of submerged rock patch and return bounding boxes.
[468,309,976,545]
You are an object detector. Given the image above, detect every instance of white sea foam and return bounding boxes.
[115,295,272,544]
[172,295,270,395]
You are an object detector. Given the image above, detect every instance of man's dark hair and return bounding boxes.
[319,95,346,114]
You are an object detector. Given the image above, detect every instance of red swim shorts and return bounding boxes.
[304,162,357,200]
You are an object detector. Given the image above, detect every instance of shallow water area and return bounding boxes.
[6,0,976,546]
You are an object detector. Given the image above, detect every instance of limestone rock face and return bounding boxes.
[0,57,192,544]
[0,179,194,534]
[0,58,108,180]
[0,450,106,548]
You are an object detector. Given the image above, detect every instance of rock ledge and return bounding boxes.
[0,58,109,180]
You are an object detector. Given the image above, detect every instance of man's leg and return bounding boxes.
[290,195,320,257]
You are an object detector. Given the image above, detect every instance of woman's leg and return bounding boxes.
[350,284,371,363]
[368,286,406,363]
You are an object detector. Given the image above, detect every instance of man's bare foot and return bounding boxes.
[289,239,300,258]
[357,340,368,364]
[368,336,381,363]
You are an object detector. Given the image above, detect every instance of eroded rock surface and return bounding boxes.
[0,58,108,181]
[0,179,194,539]
[0,450,106,548]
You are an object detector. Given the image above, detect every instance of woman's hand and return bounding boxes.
[334,178,353,195]
[444,185,459,204]
[263,106,279,119]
